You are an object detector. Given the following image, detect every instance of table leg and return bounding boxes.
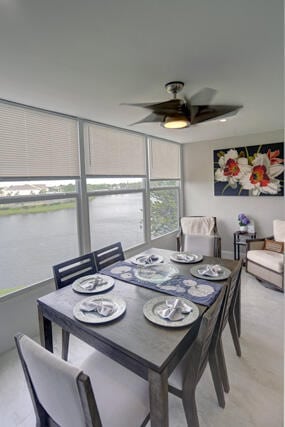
[148,367,169,427]
[38,306,53,352]
[234,236,237,260]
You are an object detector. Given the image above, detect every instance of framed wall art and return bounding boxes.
[213,142,284,196]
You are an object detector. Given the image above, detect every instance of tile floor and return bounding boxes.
[0,269,283,427]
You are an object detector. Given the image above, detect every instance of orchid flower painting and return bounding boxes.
[214,142,284,196]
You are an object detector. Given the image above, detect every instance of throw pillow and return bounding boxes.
[264,239,284,253]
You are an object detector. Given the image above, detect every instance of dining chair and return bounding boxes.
[168,285,226,427]
[15,333,150,427]
[176,216,221,257]
[93,242,125,271]
[208,259,243,408]
[53,253,97,361]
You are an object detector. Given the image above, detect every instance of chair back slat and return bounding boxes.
[53,254,97,289]
[93,242,125,271]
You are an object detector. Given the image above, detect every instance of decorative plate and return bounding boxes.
[170,252,203,264]
[190,264,231,281]
[73,295,126,324]
[134,264,178,284]
[143,296,200,327]
[187,284,214,297]
[131,254,164,266]
[72,274,114,294]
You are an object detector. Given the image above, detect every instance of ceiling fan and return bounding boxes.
[122,81,242,129]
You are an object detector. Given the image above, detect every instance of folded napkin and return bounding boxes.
[197,264,222,277]
[80,276,106,290]
[80,300,114,317]
[176,253,194,262]
[157,298,192,321]
[136,254,160,265]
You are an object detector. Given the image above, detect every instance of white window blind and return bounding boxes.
[149,138,181,179]
[0,103,79,178]
[84,124,146,176]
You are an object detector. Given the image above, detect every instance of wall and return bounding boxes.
[183,130,284,257]
[0,278,55,354]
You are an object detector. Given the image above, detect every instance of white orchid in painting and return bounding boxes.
[215,149,251,189]
[239,152,284,195]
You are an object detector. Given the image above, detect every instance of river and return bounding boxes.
[0,193,144,290]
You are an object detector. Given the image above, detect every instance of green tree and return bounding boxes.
[150,189,178,237]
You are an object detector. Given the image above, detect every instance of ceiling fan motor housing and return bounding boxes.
[165,81,184,96]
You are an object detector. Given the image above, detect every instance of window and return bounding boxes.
[87,178,145,250]
[150,184,180,239]
[0,100,182,297]
[0,182,78,290]
[149,138,181,238]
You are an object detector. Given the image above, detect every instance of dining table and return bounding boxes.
[37,248,241,427]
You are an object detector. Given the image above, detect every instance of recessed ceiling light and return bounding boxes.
[219,118,227,122]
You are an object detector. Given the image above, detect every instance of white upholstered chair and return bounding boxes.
[176,216,221,257]
[246,219,284,292]
[15,334,150,427]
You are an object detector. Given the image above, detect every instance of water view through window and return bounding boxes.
[0,178,180,294]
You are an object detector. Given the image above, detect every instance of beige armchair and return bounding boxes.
[176,216,221,257]
[246,219,284,292]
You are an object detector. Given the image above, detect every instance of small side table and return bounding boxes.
[233,231,257,261]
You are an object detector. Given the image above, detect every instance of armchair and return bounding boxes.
[246,219,284,292]
[176,216,221,257]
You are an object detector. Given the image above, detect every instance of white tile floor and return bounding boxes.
[0,270,283,427]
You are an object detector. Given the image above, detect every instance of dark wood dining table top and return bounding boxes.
[37,248,240,378]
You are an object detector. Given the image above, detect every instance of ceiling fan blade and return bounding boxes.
[129,113,164,126]
[190,105,242,124]
[190,88,218,105]
[122,99,183,114]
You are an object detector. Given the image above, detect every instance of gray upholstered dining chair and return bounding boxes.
[93,242,125,271]
[53,253,97,361]
[168,285,226,427]
[15,333,150,427]
[176,216,221,257]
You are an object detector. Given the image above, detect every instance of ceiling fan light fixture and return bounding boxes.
[163,115,190,129]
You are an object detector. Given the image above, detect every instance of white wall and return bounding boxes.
[183,130,284,257]
[0,279,55,355]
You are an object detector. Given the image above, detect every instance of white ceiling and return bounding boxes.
[0,0,283,143]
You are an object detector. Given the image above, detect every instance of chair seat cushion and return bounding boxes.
[81,352,149,427]
[247,250,284,273]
